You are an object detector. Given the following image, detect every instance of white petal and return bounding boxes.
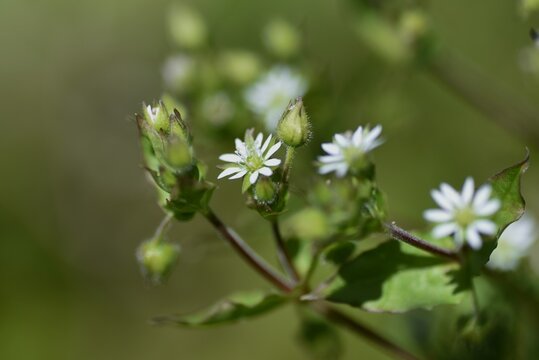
[249,171,259,184]
[219,153,242,163]
[472,185,492,209]
[264,158,281,167]
[432,223,458,238]
[321,143,340,156]
[431,189,454,211]
[424,209,454,222]
[235,139,247,157]
[466,226,483,249]
[473,220,497,235]
[255,133,263,148]
[229,170,247,179]
[364,139,383,152]
[334,134,350,147]
[335,164,348,177]
[217,167,242,179]
[352,127,363,146]
[261,134,272,153]
[363,125,382,147]
[258,167,273,177]
[318,155,343,163]
[440,183,463,207]
[318,163,344,175]
[476,199,501,216]
[265,142,282,158]
[461,177,475,205]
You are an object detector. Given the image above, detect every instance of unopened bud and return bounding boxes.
[254,177,277,204]
[263,19,301,59]
[143,102,169,132]
[218,51,262,85]
[168,5,207,50]
[137,240,180,284]
[277,97,311,147]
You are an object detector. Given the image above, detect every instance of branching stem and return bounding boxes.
[271,219,301,283]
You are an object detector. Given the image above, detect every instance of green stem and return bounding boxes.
[271,219,301,283]
[282,146,295,185]
[152,213,174,243]
[204,209,294,293]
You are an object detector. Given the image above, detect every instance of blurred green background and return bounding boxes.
[1,0,538,359]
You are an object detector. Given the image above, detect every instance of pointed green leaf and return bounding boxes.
[489,153,529,233]
[325,241,465,312]
[152,291,288,327]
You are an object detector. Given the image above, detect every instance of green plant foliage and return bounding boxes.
[153,291,288,327]
[326,241,464,312]
[489,153,529,233]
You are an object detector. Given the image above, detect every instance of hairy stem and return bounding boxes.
[204,209,294,292]
[313,303,420,360]
[271,220,301,283]
[386,222,460,262]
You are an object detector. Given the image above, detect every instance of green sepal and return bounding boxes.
[152,291,288,327]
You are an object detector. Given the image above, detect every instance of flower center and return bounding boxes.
[245,152,264,171]
[455,207,476,227]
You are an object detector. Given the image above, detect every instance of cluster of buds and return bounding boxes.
[135,101,215,283]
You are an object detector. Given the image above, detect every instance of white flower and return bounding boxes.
[146,105,160,124]
[487,214,537,271]
[218,130,282,185]
[244,66,307,131]
[317,125,383,177]
[424,177,501,249]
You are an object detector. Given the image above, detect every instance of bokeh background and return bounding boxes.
[2,0,539,359]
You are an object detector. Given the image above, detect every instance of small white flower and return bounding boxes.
[146,105,160,124]
[317,125,383,177]
[424,177,501,250]
[487,214,537,271]
[244,66,307,131]
[218,130,282,186]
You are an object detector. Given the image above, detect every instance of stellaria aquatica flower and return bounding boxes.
[424,177,501,249]
[218,130,282,189]
[317,125,383,177]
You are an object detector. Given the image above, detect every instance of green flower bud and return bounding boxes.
[218,50,262,85]
[164,137,193,171]
[254,177,278,204]
[168,5,208,50]
[142,102,170,132]
[263,19,301,59]
[137,240,180,284]
[277,97,311,148]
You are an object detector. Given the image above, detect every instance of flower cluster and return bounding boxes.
[424,177,500,249]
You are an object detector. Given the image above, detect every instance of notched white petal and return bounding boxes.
[219,153,242,163]
[423,209,454,222]
[218,167,242,179]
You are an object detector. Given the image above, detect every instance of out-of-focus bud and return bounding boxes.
[137,240,180,284]
[201,92,235,125]
[263,19,301,59]
[254,177,277,204]
[162,54,196,94]
[168,5,208,50]
[399,10,429,45]
[284,208,330,242]
[218,50,262,85]
[277,97,311,148]
[521,0,539,17]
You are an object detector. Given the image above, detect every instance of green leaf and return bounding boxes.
[152,291,288,327]
[489,153,529,233]
[325,241,465,312]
